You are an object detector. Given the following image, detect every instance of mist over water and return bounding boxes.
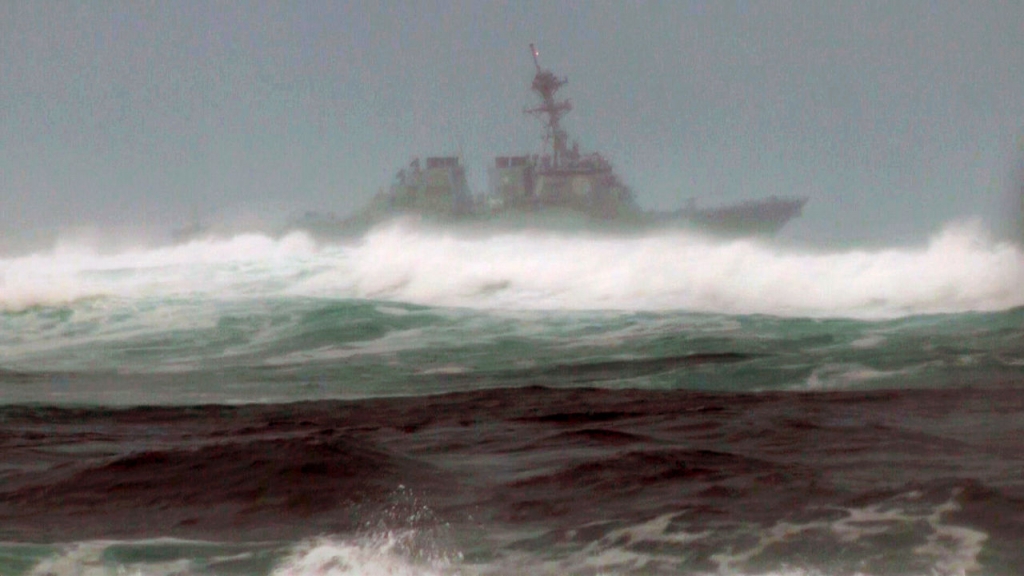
[2,219,1022,318]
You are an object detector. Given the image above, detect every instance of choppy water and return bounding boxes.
[2,220,1023,575]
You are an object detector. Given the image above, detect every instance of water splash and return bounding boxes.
[3,219,1022,318]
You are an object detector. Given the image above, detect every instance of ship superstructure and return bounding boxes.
[372,156,474,216]
[485,44,639,219]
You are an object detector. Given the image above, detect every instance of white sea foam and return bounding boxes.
[2,219,1023,318]
[326,219,1024,317]
[705,490,988,576]
[16,532,460,576]
[14,524,990,576]
[270,534,459,576]
[23,540,203,576]
[0,231,318,311]
[457,490,990,576]
[802,361,931,391]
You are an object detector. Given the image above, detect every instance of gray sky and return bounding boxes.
[2,1,1023,251]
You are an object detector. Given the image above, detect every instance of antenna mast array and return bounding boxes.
[525,44,573,168]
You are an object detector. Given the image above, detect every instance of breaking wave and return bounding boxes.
[1,219,1022,318]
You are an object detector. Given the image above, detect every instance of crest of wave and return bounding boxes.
[317,218,1024,318]
[5,219,1024,319]
[0,232,317,311]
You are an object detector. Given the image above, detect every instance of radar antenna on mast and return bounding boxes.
[524,44,573,169]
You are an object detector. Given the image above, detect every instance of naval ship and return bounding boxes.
[302,45,806,237]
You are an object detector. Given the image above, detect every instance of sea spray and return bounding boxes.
[4,219,1022,317]
[324,218,1024,316]
[273,485,462,576]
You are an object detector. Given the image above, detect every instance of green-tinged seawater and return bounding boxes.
[3,295,1023,405]
[0,540,288,576]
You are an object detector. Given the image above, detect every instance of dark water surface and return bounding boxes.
[3,385,1023,574]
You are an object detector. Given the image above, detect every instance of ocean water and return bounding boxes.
[2,219,1023,575]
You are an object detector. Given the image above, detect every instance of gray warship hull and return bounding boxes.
[293,193,805,240]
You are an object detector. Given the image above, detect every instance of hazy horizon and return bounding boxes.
[2,1,1023,254]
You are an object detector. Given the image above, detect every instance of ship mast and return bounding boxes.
[525,44,573,169]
